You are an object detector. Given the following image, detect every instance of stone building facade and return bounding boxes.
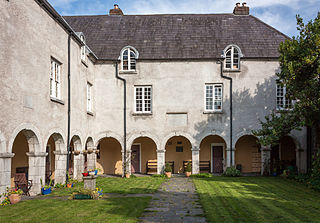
[0,0,307,196]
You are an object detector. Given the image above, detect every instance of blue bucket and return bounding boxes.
[41,187,52,195]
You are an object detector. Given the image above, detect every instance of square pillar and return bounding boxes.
[156,150,165,174]
[73,152,84,180]
[225,147,235,168]
[0,153,14,201]
[261,146,271,176]
[87,147,97,171]
[27,152,47,196]
[191,147,200,174]
[53,151,67,184]
[122,150,131,175]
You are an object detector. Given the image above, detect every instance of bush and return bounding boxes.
[190,173,213,178]
[164,163,172,173]
[310,149,320,191]
[223,167,241,177]
[130,174,137,178]
[185,162,192,172]
[151,174,166,178]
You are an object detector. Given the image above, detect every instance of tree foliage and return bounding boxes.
[253,12,320,146]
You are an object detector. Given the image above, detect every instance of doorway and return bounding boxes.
[131,144,141,173]
[212,145,223,173]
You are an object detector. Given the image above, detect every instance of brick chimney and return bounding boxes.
[109,4,124,16]
[233,2,249,15]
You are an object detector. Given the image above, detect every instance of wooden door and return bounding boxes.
[131,145,141,173]
[212,146,223,173]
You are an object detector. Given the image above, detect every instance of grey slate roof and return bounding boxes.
[63,14,289,60]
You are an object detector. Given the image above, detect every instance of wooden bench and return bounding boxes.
[146,160,157,174]
[14,173,32,196]
[200,161,210,173]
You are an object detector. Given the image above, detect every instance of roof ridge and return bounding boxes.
[63,13,235,17]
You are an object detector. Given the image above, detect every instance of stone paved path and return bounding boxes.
[139,176,207,223]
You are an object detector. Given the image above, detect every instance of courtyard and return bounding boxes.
[1,176,320,223]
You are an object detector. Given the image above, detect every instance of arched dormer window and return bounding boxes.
[222,45,243,70]
[80,34,86,61]
[120,46,139,72]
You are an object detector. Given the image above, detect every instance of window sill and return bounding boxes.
[223,69,241,73]
[132,113,153,116]
[81,60,88,67]
[119,70,137,75]
[203,111,223,114]
[50,97,64,105]
[87,111,94,116]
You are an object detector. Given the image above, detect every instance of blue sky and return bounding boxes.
[47,0,320,37]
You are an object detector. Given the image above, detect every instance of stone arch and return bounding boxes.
[233,130,255,149]
[85,137,94,148]
[0,130,6,153]
[196,132,228,149]
[95,131,123,149]
[70,135,82,152]
[44,129,66,152]
[128,132,160,150]
[8,123,42,153]
[161,132,195,150]
[235,135,261,173]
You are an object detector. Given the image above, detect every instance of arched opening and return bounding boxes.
[165,136,192,174]
[200,135,227,174]
[96,137,122,175]
[11,129,40,194]
[271,136,296,174]
[235,135,261,173]
[131,137,157,174]
[69,135,82,179]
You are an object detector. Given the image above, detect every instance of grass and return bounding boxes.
[193,176,320,223]
[50,176,165,196]
[0,197,151,223]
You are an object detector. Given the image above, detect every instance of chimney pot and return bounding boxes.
[236,2,240,7]
[233,2,249,15]
[114,4,119,9]
[109,4,124,16]
[242,2,247,6]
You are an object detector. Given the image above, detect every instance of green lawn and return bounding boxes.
[0,197,151,223]
[50,176,165,196]
[193,177,320,223]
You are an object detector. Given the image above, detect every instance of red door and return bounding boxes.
[212,146,223,173]
[131,145,141,173]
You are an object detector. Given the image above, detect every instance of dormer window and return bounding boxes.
[120,46,139,72]
[80,35,86,61]
[222,45,243,70]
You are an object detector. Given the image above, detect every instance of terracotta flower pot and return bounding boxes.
[165,172,172,178]
[185,172,191,177]
[125,173,130,178]
[9,194,21,204]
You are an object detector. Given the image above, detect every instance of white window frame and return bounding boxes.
[222,45,243,71]
[87,82,92,112]
[50,58,61,99]
[204,84,223,112]
[134,86,152,114]
[120,46,139,72]
[80,35,86,61]
[276,83,292,110]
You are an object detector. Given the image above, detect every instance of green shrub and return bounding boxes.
[310,149,320,191]
[164,163,172,173]
[130,174,137,178]
[185,162,192,172]
[190,173,213,178]
[223,167,241,177]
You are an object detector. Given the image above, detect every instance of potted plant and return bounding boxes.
[185,162,192,177]
[272,167,278,176]
[164,163,172,178]
[94,168,101,175]
[7,188,23,204]
[88,149,93,154]
[82,171,89,177]
[125,171,130,178]
[66,174,75,188]
[83,150,88,155]
[41,178,53,195]
[95,149,100,154]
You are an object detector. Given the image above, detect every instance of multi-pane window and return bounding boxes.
[50,59,61,99]
[121,48,137,71]
[224,46,240,70]
[134,86,152,113]
[80,35,86,61]
[205,84,222,112]
[276,84,292,110]
[87,82,92,112]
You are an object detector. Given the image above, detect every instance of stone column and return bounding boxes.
[226,148,231,167]
[122,150,131,175]
[0,153,14,200]
[156,150,165,174]
[261,146,271,176]
[27,152,47,196]
[87,146,97,171]
[191,147,200,174]
[53,150,67,184]
[73,151,83,180]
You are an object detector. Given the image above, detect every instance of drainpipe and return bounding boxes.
[66,33,71,182]
[115,62,127,176]
[218,60,233,166]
